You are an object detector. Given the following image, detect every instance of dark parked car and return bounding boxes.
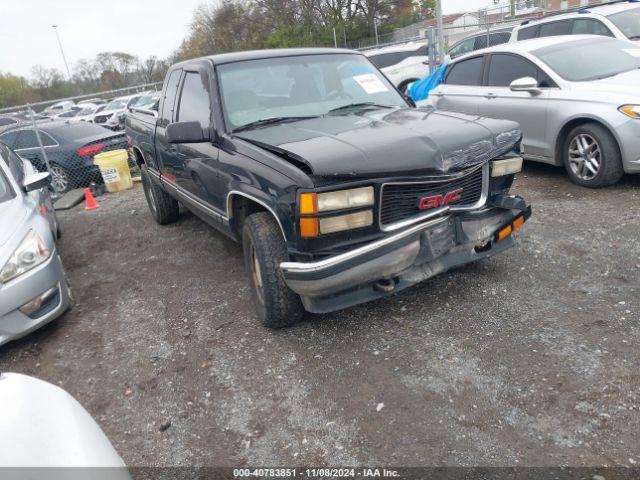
[0,122,129,193]
[126,48,531,328]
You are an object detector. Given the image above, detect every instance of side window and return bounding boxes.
[177,71,212,127]
[15,130,39,150]
[487,54,538,87]
[0,117,17,126]
[538,69,556,89]
[571,18,614,36]
[445,56,484,86]
[489,32,512,46]
[160,69,183,124]
[518,25,539,40]
[448,37,476,59]
[39,132,56,147]
[538,20,572,38]
[474,35,488,51]
[0,131,18,149]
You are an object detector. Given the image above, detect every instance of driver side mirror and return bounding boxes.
[166,121,212,144]
[22,172,51,193]
[510,77,541,95]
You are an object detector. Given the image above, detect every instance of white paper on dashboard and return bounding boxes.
[353,74,389,94]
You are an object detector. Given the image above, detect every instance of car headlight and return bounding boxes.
[491,157,523,177]
[298,187,375,237]
[619,105,640,119]
[0,230,51,283]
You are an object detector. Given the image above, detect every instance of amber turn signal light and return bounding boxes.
[299,193,318,215]
[512,215,525,231]
[496,225,512,242]
[300,217,319,238]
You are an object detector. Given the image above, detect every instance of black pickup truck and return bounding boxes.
[126,48,531,328]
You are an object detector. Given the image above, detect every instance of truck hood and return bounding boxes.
[235,108,521,178]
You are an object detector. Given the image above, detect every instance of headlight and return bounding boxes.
[299,187,374,214]
[319,210,373,235]
[619,105,640,119]
[491,157,523,177]
[0,230,51,283]
[298,187,375,237]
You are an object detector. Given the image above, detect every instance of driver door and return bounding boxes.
[477,53,552,159]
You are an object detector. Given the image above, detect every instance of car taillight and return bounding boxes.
[77,143,105,156]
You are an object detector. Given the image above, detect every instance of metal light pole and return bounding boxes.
[52,25,72,79]
[436,0,445,63]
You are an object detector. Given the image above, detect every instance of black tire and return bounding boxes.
[140,165,180,225]
[242,212,304,328]
[563,122,623,188]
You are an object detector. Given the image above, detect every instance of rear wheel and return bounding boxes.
[563,123,623,188]
[140,165,180,225]
[49,163,71,194]
[242,212,303,328]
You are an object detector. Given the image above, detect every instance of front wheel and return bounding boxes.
[563,123,623,188]
[242,212,303,328]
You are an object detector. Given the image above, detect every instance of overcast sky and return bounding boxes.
[0,0,494,78]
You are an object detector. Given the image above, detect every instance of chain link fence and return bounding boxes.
[0,84,161,199]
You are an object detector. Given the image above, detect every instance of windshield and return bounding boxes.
[608,7,640,39]
[532,38,640,81]
[77,107,96,115]
[217,53,407,131]
[104,99,127,111]
[133,94,159,107]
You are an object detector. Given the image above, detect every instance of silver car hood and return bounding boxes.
[0,197,28,247]
[570,69,640,97]
[0,373,130,473]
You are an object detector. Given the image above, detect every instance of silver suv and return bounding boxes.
[428,35,640,187]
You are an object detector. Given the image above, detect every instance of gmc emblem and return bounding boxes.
[418,188,464,210]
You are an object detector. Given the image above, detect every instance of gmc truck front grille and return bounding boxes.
[379,165,485,227]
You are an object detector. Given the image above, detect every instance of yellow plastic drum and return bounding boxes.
[93,149,133,193]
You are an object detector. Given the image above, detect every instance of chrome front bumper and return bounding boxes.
[281,203,530,313]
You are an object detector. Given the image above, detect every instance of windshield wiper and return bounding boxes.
[628,35,640,40]
[231,116,317,133]
[328,102,395,114]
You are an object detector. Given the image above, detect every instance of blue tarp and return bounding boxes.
[408,61,449,103]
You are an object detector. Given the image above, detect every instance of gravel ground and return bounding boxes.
[1,163,639,468]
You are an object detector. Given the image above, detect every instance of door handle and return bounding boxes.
[434,91,444,97]
[484,93,497,100]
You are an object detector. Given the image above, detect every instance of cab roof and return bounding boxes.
[174,48,361,68]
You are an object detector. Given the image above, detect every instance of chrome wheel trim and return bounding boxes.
[49,165,68,192]
[249,242,264,305]
[568,134,601,181]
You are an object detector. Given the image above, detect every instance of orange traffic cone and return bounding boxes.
[84,188,100,211]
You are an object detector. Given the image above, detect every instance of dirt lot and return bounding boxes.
[1,163,639,468]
